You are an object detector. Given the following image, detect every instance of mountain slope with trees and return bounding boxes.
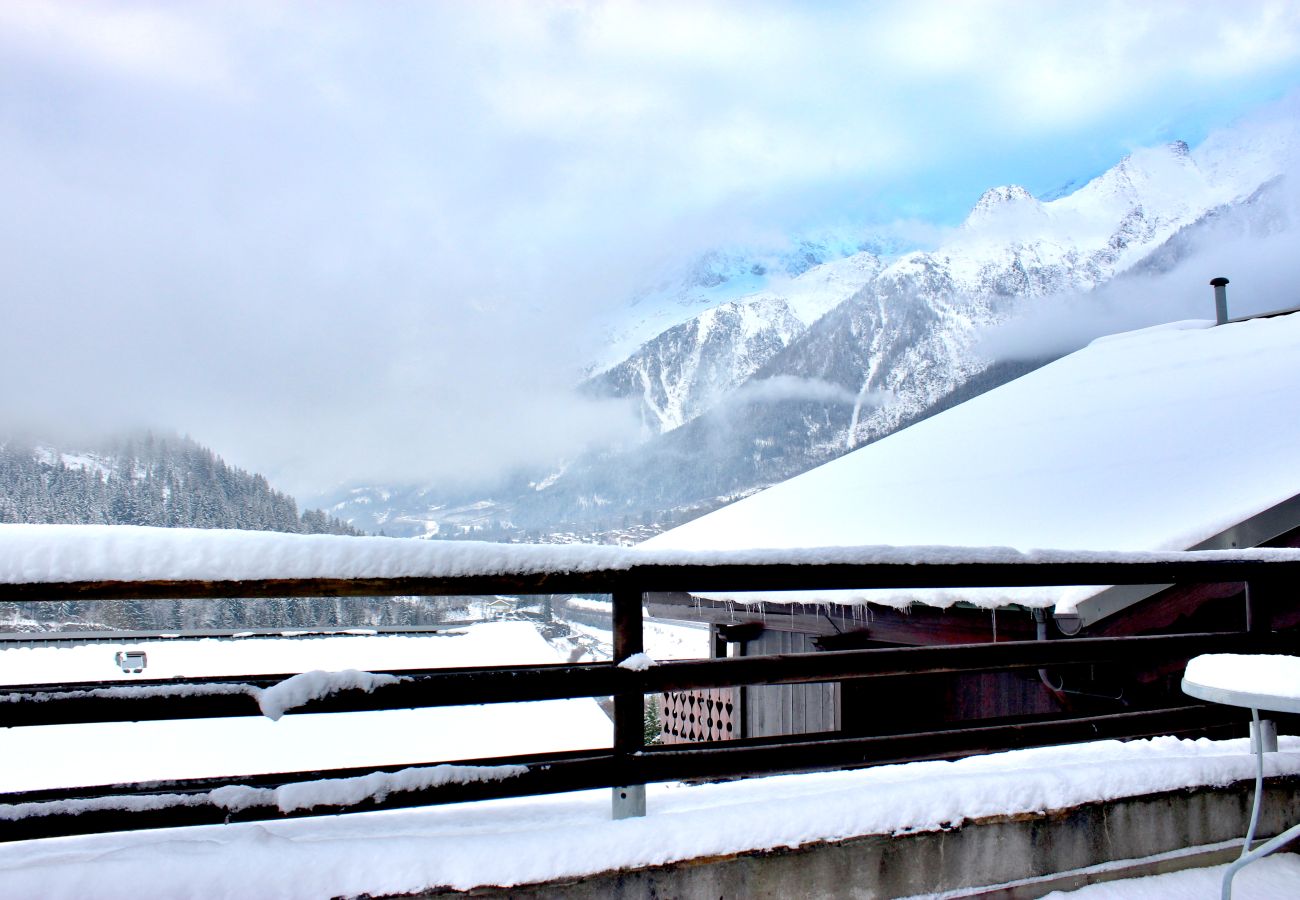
[0,433,359,535]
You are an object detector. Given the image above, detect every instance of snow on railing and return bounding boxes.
[0,524,1297,840]
[6,523,1300,616]
[0,762,528,821]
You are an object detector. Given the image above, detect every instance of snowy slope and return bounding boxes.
[642,313,1300,610]
[593,297,805,432]
[900,138,1257,295]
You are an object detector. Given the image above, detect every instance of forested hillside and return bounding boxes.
[0,433,359,535]
[0,433,410,632]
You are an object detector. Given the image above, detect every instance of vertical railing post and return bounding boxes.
[611,588,646,819]
[1245,581,1258,635]
[1244,581,1278,755]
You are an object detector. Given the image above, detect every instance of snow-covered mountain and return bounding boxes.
[596,125,1297,450]
[592,230,897,371]
[590,252,883,433]
[322,109,1300,541]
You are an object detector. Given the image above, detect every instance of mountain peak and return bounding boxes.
[962,184,1041,230]
[1094,140,1200,196]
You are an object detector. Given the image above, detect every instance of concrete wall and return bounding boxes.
[408,776,1300,899]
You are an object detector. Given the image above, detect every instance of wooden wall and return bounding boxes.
[741,630,841,737]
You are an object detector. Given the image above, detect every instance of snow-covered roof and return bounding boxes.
[642,314,1300,610]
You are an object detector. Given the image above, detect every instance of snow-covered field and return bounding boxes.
[0,734,1293,899]
[556,611,710,663]
[0,612,708,793]
[0,622,613,792]
[0,625,559,685]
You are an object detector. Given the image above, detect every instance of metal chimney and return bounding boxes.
[1210,276,1229,325]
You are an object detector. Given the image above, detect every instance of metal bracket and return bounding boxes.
[611,784,646,820]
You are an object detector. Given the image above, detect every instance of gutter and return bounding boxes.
[1054,491,1300,634]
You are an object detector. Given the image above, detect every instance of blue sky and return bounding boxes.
[2,1,1300,492]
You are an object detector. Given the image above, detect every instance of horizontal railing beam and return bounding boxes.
[0,631,1280,727]
[0,550,1294,840]
[0,704,1239,842]
[646,631,1285,692]
[2,557,1299,601]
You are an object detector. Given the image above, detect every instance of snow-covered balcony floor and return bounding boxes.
[2,735,1297,899]
[1037,853,1300,899]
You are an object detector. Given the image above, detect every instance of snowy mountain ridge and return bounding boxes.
[592,230,895,371]
[322,107,1300,541]
[591,134,1285,442]
[591,252,885,433]
[821,135,1295,452]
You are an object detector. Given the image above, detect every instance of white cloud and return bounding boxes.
[730,376,859,407]
[1,1,1299,496]
[0,0,239,94]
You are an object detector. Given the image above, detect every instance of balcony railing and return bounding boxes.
[0,549,1296,842]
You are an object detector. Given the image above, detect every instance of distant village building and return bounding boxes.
[644,307,1300,741]
[485,597,515,620]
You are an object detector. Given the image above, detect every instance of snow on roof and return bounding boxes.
[642,314,1300,610]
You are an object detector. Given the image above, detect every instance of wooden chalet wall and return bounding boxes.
[648,520,1300,743]
[660,687,736,743]
[741,630,841,737]
[644,592,1229,743]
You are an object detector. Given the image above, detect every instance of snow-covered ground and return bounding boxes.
[0,625,557,684]
[555,611,710,663]
[0,612,707,793]
[0,734,1293,899]
[1040,853,1300,899]
[0,622,613,792]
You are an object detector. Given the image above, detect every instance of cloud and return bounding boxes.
[976,145,1300,362]
[0,1,239,94]
[1,1,1299,498]
[729,376,860,407]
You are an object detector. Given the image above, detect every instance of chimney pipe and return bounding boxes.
[1210,276,1230,325]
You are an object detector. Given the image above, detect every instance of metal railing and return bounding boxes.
[0,553,1295,841]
